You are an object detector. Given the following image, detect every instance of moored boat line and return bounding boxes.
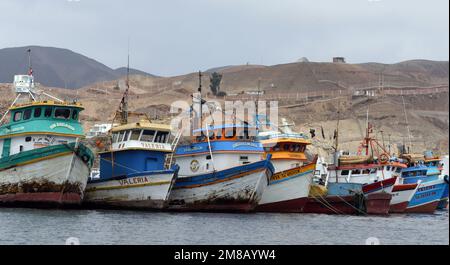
[1,52,448,215]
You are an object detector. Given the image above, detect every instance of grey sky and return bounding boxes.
[0,0,448,76]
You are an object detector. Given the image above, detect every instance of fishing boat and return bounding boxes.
[0,50,94,207]
[255,117,316,213]
[168,73,274,212]
[304,119,393,215]
[400,154,447,213]
[424,152,449,210]
[83,63,179,210]
[303,182,392,215]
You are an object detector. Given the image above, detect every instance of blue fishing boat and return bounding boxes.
[423,153,449,210]
[83,63,179,210]
[400,158,447,213]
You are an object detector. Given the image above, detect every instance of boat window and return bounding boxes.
[289,145,295,152]
[44,107,52,117]
[273,144,281,152]
[206,155,211,160]
[123,130,131,141]
[352,170,361,175]
[299,145,306,152]
[225,128,236,139]
[116,131,124,142]
[370,168,378,174]
[386,166,391,171]
[391,167,396,172]
[141,130,156,142]
[25,137,32,142]
[196,135,206,142]
[112,133,119,143]
[130,130,141,141]
[208,130,215,140]
[396,167,402,173]
[72,110,78,120]
[362,169,371,175]
[34,108,42,118]
[283,144,290,151]
[294,145,300,152]
[240,156,249,161]
[55,108,71,119]
[23,109,32,120]
[155,131,169,143]
[216,129,222,140]
[341,170,350,176]
[13,111,22,122]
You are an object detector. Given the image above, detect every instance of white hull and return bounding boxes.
[0,152,90,205]
[168,168,270,212]
[258,168,313,206]
[84,172,177,209]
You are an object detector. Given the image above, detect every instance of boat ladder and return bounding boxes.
[164,130,182,169]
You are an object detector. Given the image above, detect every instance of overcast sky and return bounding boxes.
[0,0,448,76]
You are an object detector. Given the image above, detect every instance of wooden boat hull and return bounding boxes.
[168,159,274,213]
[256,162,315,213]
[0,143,93,208]
[83,169,178,210]
[405,179,447,213]
[303,192,392,215]
[389,183,419,213]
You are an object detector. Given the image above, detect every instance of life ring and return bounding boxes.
[190,160,200,173]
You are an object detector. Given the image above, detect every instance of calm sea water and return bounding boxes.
[0,208,448,245]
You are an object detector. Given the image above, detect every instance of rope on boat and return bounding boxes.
[306,177,343,215]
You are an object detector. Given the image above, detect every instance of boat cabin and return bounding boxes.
[0,101,85,158]
[175,124,265,176]
[98,119,173,180]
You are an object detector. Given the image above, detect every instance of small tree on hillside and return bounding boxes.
[209,72,223,96]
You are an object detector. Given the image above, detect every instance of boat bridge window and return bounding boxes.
[155,131,169,143]
[72,110,78,120]
[34,108,42,118]
[225,128,236,139]
[362,169,371,175]
[273,144,281,152]
[23,109,32,120]
[370,168,377,174]
[352,170,361,175]
[341,170,350,176]
[123,130,131,142]
[130,130,141,141]
[141,130,156,142]
[55,108,71,119]
[44,107,53,118]
[13,111,22,122]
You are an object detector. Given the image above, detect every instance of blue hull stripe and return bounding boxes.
[174,158,274,189]
[88,169,177,184]
[407,181,447,208]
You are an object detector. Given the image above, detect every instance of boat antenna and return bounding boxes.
[27,48,33,76]
[401,96,412,153]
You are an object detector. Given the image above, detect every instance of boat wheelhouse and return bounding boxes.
[0,52,94,207]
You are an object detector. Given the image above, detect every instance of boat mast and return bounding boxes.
[401,96,413,153]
